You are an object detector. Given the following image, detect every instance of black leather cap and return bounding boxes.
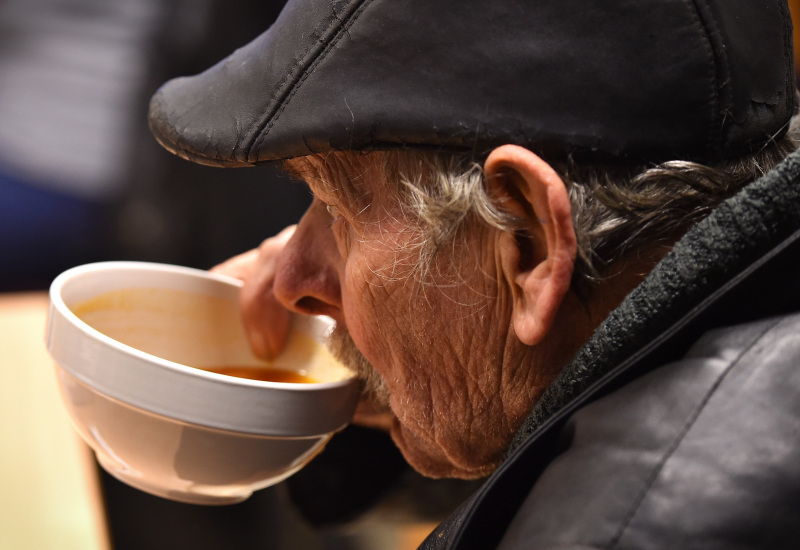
[149,0,797,167]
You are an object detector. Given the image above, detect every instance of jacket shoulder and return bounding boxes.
[498,312,800,549]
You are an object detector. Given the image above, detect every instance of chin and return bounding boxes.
[389,419,498,480]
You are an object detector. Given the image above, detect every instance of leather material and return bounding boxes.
[498,313,800,549]
[419,229,800,549]
[149,0,796,167]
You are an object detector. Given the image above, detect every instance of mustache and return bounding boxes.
[326,324,390,409]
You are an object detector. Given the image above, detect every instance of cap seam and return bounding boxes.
[686,0,726,156]
[240,1,365,161]
[257,15,343,143]
[246,0,376,162]
[779,0,797,119]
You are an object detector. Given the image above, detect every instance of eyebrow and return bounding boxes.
[282,154,374,210]
[280,160,312,185]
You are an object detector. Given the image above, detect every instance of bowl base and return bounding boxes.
[97,454,251,506]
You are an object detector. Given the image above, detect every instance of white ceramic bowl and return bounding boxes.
[46,261,360,505]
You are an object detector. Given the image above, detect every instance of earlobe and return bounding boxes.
[484,145,577,346]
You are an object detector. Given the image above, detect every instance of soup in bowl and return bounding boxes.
[46,261,360,505]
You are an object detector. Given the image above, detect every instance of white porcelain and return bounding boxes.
[46,261,360,505]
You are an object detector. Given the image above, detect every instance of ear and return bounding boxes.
[484,145,577,346]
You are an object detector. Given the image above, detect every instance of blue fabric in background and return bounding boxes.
[0,168,108,290]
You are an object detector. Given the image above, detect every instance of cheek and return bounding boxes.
[339,251,411,377]
[336,225,518,477]
[337,224,422,375]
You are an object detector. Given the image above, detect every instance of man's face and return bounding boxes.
[274,152,565,479]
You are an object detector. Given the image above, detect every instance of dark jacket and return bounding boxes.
[420,149,800,549]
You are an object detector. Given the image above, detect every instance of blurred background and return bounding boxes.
[0,0,478,548]
[0,0,311,290]
[2,0,800,549]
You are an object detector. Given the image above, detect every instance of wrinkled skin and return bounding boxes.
[215,147,602,479]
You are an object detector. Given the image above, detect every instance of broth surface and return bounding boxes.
[204,366,318,384]
[72,287,354,383]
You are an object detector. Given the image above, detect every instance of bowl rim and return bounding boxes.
[46,261,360,436]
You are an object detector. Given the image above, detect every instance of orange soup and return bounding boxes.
[204,366,318,384]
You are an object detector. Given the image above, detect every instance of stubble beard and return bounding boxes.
[327,323,391,410]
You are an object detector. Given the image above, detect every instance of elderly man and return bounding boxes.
[148,0,800,547]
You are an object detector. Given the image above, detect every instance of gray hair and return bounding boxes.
[380,128,798,290]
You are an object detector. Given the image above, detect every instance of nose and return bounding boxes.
[273,199,343,320]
